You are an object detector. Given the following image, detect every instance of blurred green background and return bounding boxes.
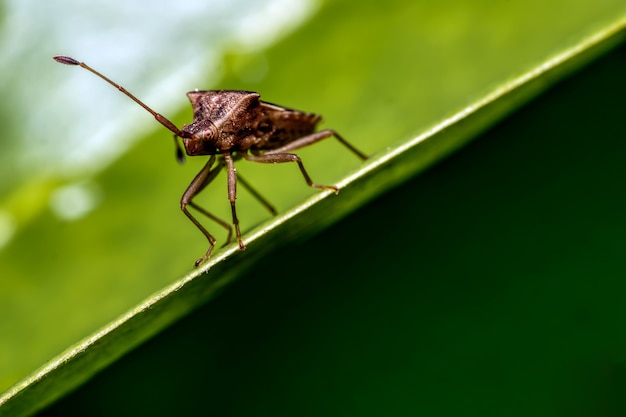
[1,0,625,414]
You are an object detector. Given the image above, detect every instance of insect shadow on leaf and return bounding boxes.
[54,56,368,266]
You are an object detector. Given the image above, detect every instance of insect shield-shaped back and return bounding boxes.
[181,90,261,156]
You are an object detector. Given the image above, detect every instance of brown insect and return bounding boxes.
[53,56,367,266]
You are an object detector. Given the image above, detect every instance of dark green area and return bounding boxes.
[40,43,626,417]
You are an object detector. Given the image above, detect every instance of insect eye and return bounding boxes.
[182,119,218,141]
[201,128,216,140]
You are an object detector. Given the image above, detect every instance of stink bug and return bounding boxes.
[54,56,367,266]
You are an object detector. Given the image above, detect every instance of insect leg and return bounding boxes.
[181,155,232,266]
[222,153,246,251]
[237,174,278,216]
[242,151,339,194]
[265,129,367,160]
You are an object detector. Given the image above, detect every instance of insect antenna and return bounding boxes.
[53,55,187,162]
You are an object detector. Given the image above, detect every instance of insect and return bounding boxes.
[53,56,367,266]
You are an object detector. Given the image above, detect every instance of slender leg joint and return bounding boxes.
[223,153,246,251]
[180,156,234,266]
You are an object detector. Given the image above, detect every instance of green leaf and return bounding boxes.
[1,1,625,416]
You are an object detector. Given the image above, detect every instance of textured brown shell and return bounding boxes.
[181,90,322,155]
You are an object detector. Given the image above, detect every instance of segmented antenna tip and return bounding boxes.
[53,56,80,66]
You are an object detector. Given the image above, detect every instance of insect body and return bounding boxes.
[53,56,367,266]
